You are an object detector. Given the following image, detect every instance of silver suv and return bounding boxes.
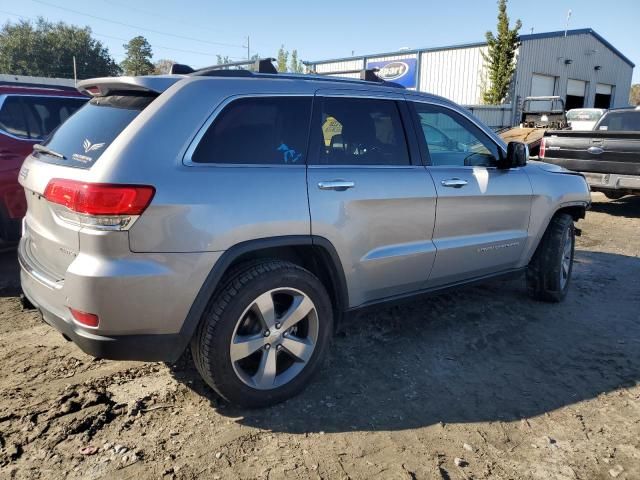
[18,63,591,407]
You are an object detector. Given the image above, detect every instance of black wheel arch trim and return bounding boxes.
[175,235,348,359]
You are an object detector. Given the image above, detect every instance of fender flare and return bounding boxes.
[526,200,589,264]
[174,235,348,356]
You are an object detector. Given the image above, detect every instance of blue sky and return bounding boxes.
[2,0,638,82]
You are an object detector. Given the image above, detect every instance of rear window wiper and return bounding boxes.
[33,144,66,160]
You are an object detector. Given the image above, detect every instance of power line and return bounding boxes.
[101,0,214,34]
[31,0,246,49]
[0,9,245,61]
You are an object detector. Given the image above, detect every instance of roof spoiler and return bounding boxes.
[76,76,181,96]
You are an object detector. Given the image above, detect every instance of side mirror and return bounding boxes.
[499,141,528,169]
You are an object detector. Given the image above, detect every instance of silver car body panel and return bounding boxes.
[18,74,591,360]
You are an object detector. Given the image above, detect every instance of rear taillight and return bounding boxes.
[69,308,99,328]
[539,138,546,158]
[44,179,155,230]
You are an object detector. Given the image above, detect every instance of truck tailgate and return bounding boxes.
[543,131,640,175]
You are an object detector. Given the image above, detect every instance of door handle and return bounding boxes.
[318,180,355,191]
[441,178,468,188]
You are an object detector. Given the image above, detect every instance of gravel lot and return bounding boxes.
[0,192,638,480]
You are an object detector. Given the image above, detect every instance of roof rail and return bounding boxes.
[310,67,404,89]
[170,58,278,77]
[169,60,404,88]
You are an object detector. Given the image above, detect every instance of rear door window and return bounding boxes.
[0,96,29,138]
[190,96,312,165]
[311,97,410,166]
[37,94,155,168]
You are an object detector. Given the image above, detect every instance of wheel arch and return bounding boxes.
[174,235,348,358]
[553,202,587,221]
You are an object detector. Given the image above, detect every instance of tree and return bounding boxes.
[0,18,119,79]
[120,36,154,76]
[277,45,289,73]
[630,84,640,106]
[481,0,522,104]
[154,59,175,75]
[289,49,304,73]
[216,55,232,65]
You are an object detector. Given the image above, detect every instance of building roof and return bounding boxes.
[519,28,634,67]
[305,28,634,69]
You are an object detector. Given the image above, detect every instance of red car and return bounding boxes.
[0,84,87,242]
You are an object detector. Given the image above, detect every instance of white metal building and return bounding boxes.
[305,29,634,128]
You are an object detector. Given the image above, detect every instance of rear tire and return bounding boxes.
[526,213,575,302]
[191,260,333,408]
[603,191,626,200]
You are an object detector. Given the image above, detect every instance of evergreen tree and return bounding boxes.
[277,45,289,73]
[120,36,154,76]
[289,49,304,73]
[481,0,522,104]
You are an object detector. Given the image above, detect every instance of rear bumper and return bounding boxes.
[20,252,186,361]
[582,172,640,193]
[18,235,221,362]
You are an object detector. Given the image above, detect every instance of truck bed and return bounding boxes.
[499,127,546,155]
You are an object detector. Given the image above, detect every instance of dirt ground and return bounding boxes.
[0,192,638,480]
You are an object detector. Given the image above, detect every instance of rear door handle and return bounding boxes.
[318,180,355,191]
[441,178,468,188]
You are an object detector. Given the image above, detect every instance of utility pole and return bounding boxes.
[564,10,572,37]
[246,35,250,61]
[73,55,77,85]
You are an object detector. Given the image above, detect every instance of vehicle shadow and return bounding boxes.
[0,249,21,297]
[589,195,640,219]
[169,249,640,432]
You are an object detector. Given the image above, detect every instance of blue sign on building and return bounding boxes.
[366,58,418,88]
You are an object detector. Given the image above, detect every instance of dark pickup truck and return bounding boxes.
[540,107,640,199]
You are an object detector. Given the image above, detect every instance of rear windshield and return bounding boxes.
[596,111,640,132]
[35,93,155,168]
[566,110,603,122]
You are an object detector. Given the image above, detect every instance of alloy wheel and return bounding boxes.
[229,288,319,390]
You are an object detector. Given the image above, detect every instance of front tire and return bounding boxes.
[526,213,575,302]
[191,260,333,408]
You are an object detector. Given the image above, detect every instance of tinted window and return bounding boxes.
[414,103,499,167]
[192,97,312,164]
[0,96,86,140]
[38,94,155,168]
[21,97,87,139]
[313,97,410,166]
[0,97,28,138]
[596,111,640,131]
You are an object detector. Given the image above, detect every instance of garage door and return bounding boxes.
[595,83,613,108]
[530,74,556,111]
[567,79,587,96]
[531,74,556,96]
[566,79,587,109]
[596,84,612,95]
